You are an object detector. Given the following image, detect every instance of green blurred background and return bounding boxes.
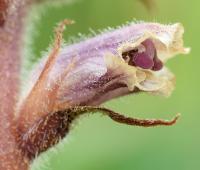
[30,0,199,170]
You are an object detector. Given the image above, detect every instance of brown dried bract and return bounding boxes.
[20,106,180,159]
[17,19,75,133]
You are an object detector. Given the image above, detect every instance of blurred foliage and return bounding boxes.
[30,0,199,170]
[140,0,156,10]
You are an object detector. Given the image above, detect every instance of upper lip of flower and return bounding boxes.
[117,23,190,63]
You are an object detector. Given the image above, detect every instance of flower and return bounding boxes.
[16,20,189,158]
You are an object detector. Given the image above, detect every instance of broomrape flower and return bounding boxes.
[15,20,189,159]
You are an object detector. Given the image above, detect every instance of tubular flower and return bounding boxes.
[15,20,189,158]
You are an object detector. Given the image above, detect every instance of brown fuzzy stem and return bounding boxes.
[0,0,31,169]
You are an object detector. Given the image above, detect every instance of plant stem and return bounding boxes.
[0,0,30,169]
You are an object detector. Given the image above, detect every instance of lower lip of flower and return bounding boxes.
[122,39,163,71]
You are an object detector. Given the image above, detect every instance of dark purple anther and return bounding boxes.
[122,39,163,71]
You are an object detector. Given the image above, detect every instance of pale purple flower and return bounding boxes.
[15,21,189,158]
[18,22,189,113]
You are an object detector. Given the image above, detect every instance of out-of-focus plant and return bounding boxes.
[0,0,189,169]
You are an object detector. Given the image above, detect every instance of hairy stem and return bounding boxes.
[0,0,30,169]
